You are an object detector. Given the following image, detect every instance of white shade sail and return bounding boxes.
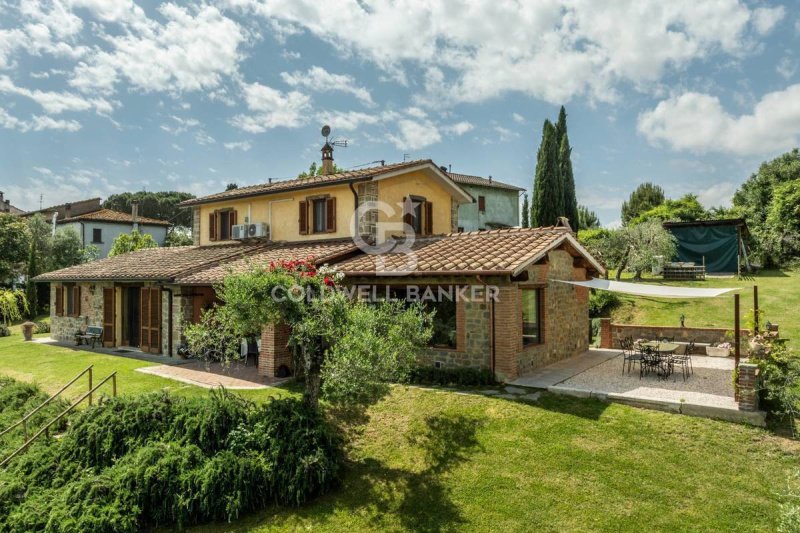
[555,278,738,298]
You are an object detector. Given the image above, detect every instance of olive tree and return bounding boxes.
[185,259,432,409]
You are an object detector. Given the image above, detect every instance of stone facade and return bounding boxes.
[422,298,491,369]
[50,282,108,342]
[600,320,751,354]
[192,207,201,246]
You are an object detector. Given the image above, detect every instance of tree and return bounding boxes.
[577,205,600,230]
[531,120,563,227]
[165,227,193,247]
[521,194,530,228]
[0,214,28,284]
[297,161,342,178]
[621,183,665,225]
[0,289,27,327]
[579,228,629,280]
[732,149,800,266]
[559,133,579,229]
[51,228,98,270]
[187,259,432,410]
[763,179,800,264]
[103,191,195,228]
[225,183,238,190]
[109,231,158,257]
[25,240,38,318]
[632,194,707,224]
[625,220,677,280]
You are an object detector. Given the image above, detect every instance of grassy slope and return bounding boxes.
[609,269,799,349]
[0,330,797,532]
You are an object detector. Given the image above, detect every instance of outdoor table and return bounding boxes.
[639,341,679,355]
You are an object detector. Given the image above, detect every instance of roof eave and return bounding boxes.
[510,233,606,277]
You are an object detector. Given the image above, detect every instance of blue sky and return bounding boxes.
[0,1,798,226]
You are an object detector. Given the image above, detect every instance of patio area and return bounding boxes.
[510,348,766,426]
[136,360,288,390]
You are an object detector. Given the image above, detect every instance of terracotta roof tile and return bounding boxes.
[446,172,524,191]
[60,208,171,226]
[334,227,576,276]
[180,160,434,206]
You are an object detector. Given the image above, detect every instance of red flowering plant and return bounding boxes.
[199,255,430,410]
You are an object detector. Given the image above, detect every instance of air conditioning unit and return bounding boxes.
[232,223,270,240]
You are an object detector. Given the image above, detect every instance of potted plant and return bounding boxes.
[747,334,770,359]
[706,342,732,357]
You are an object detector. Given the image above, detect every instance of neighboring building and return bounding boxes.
[58,209,171,258]
[36,152,603,382]
[445,172,524,231]
[22,199,171,258]
[663,218,751,274]
[0,191,26,215]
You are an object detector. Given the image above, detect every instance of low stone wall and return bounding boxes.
[599,319,750,354]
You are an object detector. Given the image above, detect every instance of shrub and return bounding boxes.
[756,342,800,429]
[0,385,342,531]
[589,289,619,317]
[0,325,9,337]
[34,321,50,334]
[407,365,496,387]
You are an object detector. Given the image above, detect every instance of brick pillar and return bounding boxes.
[258,322,293,377]
[737,362,760,411]
[599,318,612,349]
[493,286,520,381]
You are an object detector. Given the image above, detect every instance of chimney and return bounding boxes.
[64,203,72,220]
[488,175,493,184]
[0,191,4,204]
[3,200,9,212]
[321,141,334,175]
[131,201,139,232]
[439,165,448,173]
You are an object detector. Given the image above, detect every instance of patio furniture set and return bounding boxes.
[619,337,695,381]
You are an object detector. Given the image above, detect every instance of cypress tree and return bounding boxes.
[559,132,579,229]
[25,240,38,319]
[555,105,567,147]
[521,194,530,228]
[531,120,562,227]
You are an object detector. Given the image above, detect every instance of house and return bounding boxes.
[22,199,171,258]
[36,148,603,382]
[445,171,524,231]
[0,191,26,215]
[663,218,751,274]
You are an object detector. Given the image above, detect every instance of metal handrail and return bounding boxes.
[0,372,117,469]
[0,365,93,441]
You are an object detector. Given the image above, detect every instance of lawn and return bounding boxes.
[609,269,799,349]
[0,334,796,531]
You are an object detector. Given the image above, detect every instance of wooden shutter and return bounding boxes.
[55,286,63,316]
[424,201,433,235]
[102,288,115,347]
[140,287,150,352]
[229,210,237,236]
[72,286,81,317]
[326,197,336,232]
[402,197,413,231]
[209,213,217,241]
[149,288,160,353]
[299,200,308,235]
[478,196,486,212]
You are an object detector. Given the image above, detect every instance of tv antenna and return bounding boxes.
[321,125,348,148]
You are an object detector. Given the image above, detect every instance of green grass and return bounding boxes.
[609,269,799,349]
[0,329,797,532]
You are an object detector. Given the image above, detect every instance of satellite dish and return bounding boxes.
[321,125,331,138]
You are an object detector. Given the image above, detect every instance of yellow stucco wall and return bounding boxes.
[196,169,456,245]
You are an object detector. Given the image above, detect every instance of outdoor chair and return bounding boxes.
[640,346,672,380]
[669,340,695,380]
[620,337,641,374]
[75,326,103,349]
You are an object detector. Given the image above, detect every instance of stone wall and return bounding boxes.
[600,320,750,353]
[49,282,109,342]
[192,207,201,246]
[422,298,492,369]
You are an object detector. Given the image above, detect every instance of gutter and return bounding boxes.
[179,177,373,207]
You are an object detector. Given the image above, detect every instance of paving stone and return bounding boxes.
[504,386,527,394]
[520,392,541,401]
[497,393,519,400]
[477,389,500,395]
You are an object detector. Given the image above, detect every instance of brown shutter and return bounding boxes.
[478,196,486,212]
[55,286,63,316]
[209,213,217,241]
[149,288,160,353]
[299,200,308,235]
[72,286,81,317]
[402,197,413,231]
[326,197,336,232]
[229,210,237,235]
[140,287,150,352]
[424,201,433,235]
[102,288,115,347]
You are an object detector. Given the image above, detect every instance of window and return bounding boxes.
[387,286,457,349]
[521,288,542,346]
[219,211,231,240]
[92,228,102,243]
[209,209,237,241]
[313,198,327,233]
[412,201,423,234]
[64,284,80,317]
[478,195,486,212]
[404,196,433,236]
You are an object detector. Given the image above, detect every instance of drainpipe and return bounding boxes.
[161,287,174,357]
[349,182,359,236]
[475,275,496,376]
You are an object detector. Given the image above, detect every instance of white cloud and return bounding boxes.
[443,121,474,136]
[493,125,519,142]
[194,131,216,145]
[777,56,797,80]
[223,140,252,151]
[388,118,441,150]
[0,75,113,114]
[751,6,785,35]
[0,106,81,132]
[230,82,311,132]
[245,0,773,106]
[638,85,800,155]
[512,113,526,124]
[317,110,384,131]
[697,181,737,208]
[281,66,374,106]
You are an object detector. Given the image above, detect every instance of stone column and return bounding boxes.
[258,322,293,377]
[599,318,612,349]
[737,362,760,412]
[493,286,520,381]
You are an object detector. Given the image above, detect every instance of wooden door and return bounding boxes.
[102,288,115,347]
[140,287,161,354]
